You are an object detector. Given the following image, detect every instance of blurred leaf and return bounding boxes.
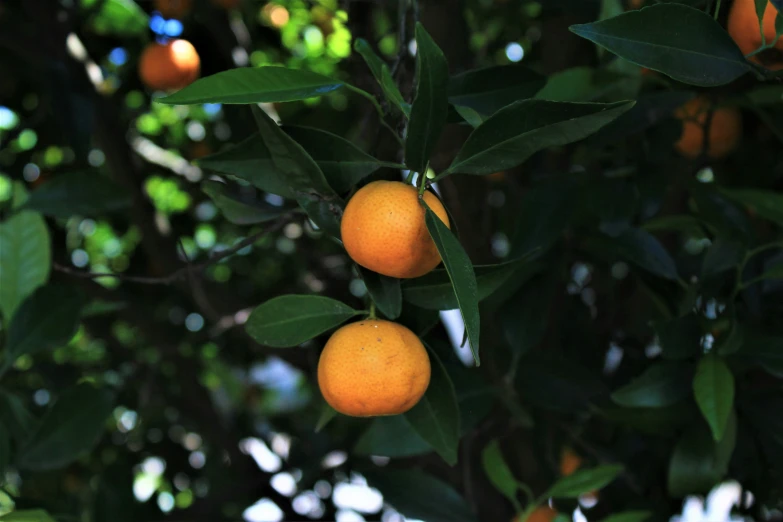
[501,274,556,358]
[535,67,602,102]
[315,403,337,433]
[354,39,410,116]
[722,188,783,227]
[7,284,86,360]
[511,183,578,257]
[517,359,607,413]
[246,295,361,348]
[701,239,744,279]
[734,332,783,377]
[405,23,450,174]
[592,91,695,144]
[547,465,623,498]
[692,188,753,243]
[599,512,651,522]
[604,228,679,280]
[0,190,51,321]
[642,215,705,233]
[611,362,693,407]
[448,65,546,117]
[452,105,485,127]
[758,261,783,281]
[0,511,57,522]
[0,424,9,476]
[18,383,114,471]
[570,4,750,87]
[363,469,476,522]
[446,100,634,175]
[158,67,344,105]
[693,354,735,441]
[0,391,36,442]
[252,107,343,237]
[405,347,460,466]
[482,440,520,505]
[21,172,130,218]
[602,403,692,436]
[424,204,480,365]
[402,252,538,310]
[359,267,402,320]
[201,180,287,225]
[746,84,783,106]
[354,414,431,457]
[87,0,148,36]
[655,315,702,360]
[667,413,736,496]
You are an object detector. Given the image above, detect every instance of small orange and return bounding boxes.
[317,319,431,417]
[674,97,742,159]
[559,447,582,477]
[154,0,192,18]
[514,506,558,522]
[139,39,201,92]
[728,0,783,70]
[340,181,450,279]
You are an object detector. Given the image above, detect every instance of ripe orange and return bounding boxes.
[514,506,558,522]
[154,0,192,18]
[674,97,742,159]
[340,181,450,279]
[559,447,582,477]
[139,39,201,92]
[317,319,431,416]
[728,0,783,70]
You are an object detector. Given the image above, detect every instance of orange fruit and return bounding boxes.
[674,97,742,159]
[154,0,192,18]
[559,447,582,477]
[317,319,431,417]
[340,181,450,279]
[628,0,644,8]
[729,0,783,70]
[139,39,200,92]
[514,506,558,522]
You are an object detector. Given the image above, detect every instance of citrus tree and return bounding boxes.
[1,0,783,521]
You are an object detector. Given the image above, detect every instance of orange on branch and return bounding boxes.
[154,0,192,18]
[340,181,450,279]
[674,97,742,159]
[139,39,201,92]
[317,319,431,417]
[728,0,783,70]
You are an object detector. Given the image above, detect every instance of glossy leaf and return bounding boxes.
[606,228,679,280]
[611,362,693,408]
[245,295,361,347]
[17,384,114,470]
[201,180,287,225]
[655,315,703,360]
[702,239,744,279]
[359,267,402,320]
[405,347,460,465]
[7,284,86,360]
[158,67,344,105]
[722,188,783,227]
[354,415,431,457]
[482,440,519,504]
[547,465,623,498]
[424,203,480,365]
[693,354,735,441]
[446,100,634,175]
[405,23,450,174]
[570,4,750,87]
[448,65,546,117]
[354,39,409,116]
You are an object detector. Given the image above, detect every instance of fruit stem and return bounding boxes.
[368,300,377,319]
[418,164,430,196]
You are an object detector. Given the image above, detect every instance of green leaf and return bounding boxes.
[354,39,410,117]
[87,0,148,36]
[0,510,57,522]
[642,214,705,233]
[315,403,337,433]
[362,469,476,522]
[693,354,735,441]
[20,172,131,218]
[516,358,607,413]
[721,188,783,227]
[603,403,692,436]
[692,188,753,243]
[17,383,114,471]
[611,362,693,408]
[158,67,344,105]
[501,274,555,358]
[655,315,703,360]
[756,0,769,43]
[759,261,783,281]
[252,106,343,237]
[0,193,51,321]
[402,252,538,310]
[482,440,520,505]
[358,267,401,320]
[7,284,86,360]
[599,512,652,522]
[570,4,750,87]
[245,295,361,347]
[746,84,783,105]
[667,413,737,497]
[423,203,480,365]
[605,228,679,280]
[0,424,9,476]
[354,414,431,457]
[448,65,546,117]
[0,391,37,442]
[701,239,744,279]
[547,465,623,498]
[446,100,634,175]
[735,333,783,377]
[201,180,287,225]
[511,183,578,257]
[405,347,461,466]
[405,23,450,174]
[452,105,485,127]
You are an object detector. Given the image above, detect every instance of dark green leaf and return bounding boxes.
[591,91,695,145]
[599,512,652,522]
[405,23,450,174]
[611,362,693,407]
[756,0,769,37]
[0,391,36,442]
[606,228,679,280]
[315,403,337,433]
[693,354,735,441]
[722,188,783,227]
[423,204,480,365]
[702,239,744,279]
[21,172,131,218]
[7,284,86,360]
[354,414,431,457]
[746,84,783,105]
[201,180,287,225]
[570,4,750,87]
[252,107,343,237]
[734,332,783,377]
[405,347,461,466]
[0,510,57,522]
[18,383,114,471]
[482,440,519,504]
[363,469,476,522]
[692,188,753,243]
[655,315,703,360]
[603,403,693,436]
[158,67,344,105]
[245,295,361,347]
[446,100,634,175]
[448,65,546,117]
[517,359,607,413]
[501,274,556,358]
[354,39,410,116]
[359,267,402,320]
[0,424,9,476]
[511,183,578,257]
[758,261,783,281]
[642,214,705,233]
[547,465,623,498]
